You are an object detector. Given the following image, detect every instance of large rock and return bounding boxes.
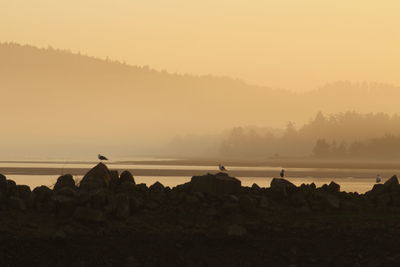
[79,163,112,191]
[366,175,400,199]
[119,170,135,185]
[6,180,18,197]
[327,181,340,193]
[270,178,297,197]
[189,173,241,195]
[17,185,31,202]
[384,175,399,191]
[149,181,165,193]
[54,174,76,191]
[33,185,53,202]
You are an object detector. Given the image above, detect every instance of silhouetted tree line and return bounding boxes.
[313,134,400,159]
[220,111,400,158]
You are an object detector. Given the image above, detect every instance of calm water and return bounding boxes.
[8,174,381,193]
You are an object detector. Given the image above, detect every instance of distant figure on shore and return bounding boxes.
[219,164,227,172]
[98,154,108,161]
[376,174,382,183]
[280,169,285,178]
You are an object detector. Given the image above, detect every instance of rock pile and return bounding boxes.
[0,163,396,226]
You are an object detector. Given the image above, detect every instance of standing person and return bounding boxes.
[376,174,382,183]
[280,169,285,178]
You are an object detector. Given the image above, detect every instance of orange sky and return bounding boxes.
[1,0,400,91]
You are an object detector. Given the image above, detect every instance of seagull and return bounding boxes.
[219,164,227,172]
[98,154,109,161]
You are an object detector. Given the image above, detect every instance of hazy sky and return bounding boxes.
[1,0,400,91]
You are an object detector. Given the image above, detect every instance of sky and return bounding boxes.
[1,0,400,91]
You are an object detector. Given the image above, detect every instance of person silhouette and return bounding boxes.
[376,174,382,183]
[280,169,285,178]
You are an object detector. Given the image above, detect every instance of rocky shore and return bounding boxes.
[0,163,400,266]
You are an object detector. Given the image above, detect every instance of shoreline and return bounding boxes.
[0,166,397,179]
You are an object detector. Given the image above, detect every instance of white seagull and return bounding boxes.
[219,164,227,172]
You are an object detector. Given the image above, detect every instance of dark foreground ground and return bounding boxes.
[1,163,400,267]
[1,211,400,267]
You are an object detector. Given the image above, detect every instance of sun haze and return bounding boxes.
[1,0,400,91]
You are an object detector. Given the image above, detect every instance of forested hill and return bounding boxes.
[1,42,400,156]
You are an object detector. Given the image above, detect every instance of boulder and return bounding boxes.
[17,185,31,202]
[384,175,399,192]
[270,178,297,197]
[54,174,76,191]
[33,185,53,202]
[79,163,112,191]
[119,170,135,185]
[189,173,241,195]
[366,175,400,199]
[327,181,340,193]
[149,181,165,193]
[74,206,105,223]
[6,180,18,197]
[251,183,261,191]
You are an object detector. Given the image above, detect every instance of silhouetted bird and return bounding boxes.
[98,154,108,161]
[219,164,227,172]
[280,169,285,178]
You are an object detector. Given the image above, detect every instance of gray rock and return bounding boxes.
[251,183,261,191]
[149,181,165,193]
[33,185,53,202]
[6,180,18,197]
[17,185,31,202]
[79,163,112,191]
[189,173,241,195]
[270,178,297,197]
[327,181,340,193]
[54,174,76,191]
[119,170,135,185]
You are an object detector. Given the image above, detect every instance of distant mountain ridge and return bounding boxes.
[1,42,400,156]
